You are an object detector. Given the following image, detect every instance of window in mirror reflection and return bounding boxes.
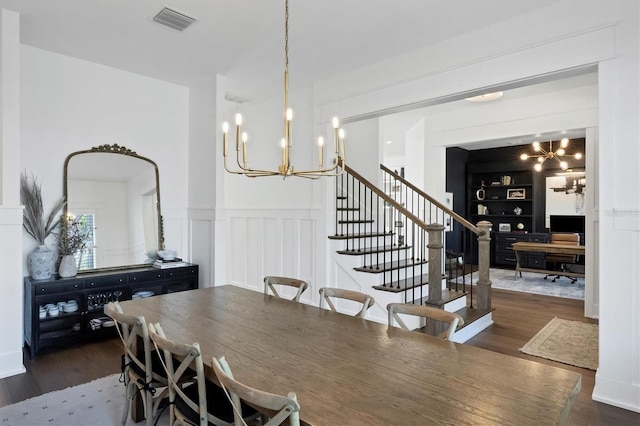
[73,213,96,270]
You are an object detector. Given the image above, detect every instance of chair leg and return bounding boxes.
[121,381,133,426]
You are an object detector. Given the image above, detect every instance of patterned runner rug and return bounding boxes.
[0,374,169,425]
[519,317,598,370]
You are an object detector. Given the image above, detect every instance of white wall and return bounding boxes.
[20,45,190,269]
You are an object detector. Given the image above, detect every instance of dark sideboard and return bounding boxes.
[24,264,198,358]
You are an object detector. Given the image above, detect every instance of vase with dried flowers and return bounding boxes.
[20,172,66,280]
[58,214,91,277]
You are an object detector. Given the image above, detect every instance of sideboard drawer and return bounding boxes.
[35,280,83,295]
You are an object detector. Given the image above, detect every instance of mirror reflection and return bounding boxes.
[63,144,163,272]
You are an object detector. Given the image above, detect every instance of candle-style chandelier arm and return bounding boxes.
[219,0,346,180]
[222,114,345,179]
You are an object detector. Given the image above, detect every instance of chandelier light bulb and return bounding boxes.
[241,132,248,143]
[222,122,229,133]
[560,138,569,148]
[575,153,583,159]
[534,163,542,172]
[338,129,345,139]
[318,136,324,147]
[537,157,545,163]
[532,141,540,151]
[235,114,243,126]
[281,138,286,149]
[560,161,569,170]
[557,148,565,156]
[332,117,339,129]
[286,108,293,120]
[520,153,529,160]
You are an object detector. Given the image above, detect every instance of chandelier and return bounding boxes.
[221,0,345,179]
[520,138,582,172]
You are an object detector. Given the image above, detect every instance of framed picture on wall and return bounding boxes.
[498,223,511,232]
[506,188,526,200]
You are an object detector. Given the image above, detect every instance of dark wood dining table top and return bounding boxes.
[119,285,581,425]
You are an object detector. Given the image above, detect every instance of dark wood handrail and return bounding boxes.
[343,163,430,232]
[379,164,483,236]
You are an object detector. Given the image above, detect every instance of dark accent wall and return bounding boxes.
[445,139,586,254]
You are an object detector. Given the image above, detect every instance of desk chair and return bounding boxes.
[148,322,259,426]
[318,287,375,318]
[264,276,309,302]
[212,356,301,426]
[104,302,169,426]
[544,233,580,283]
[387,303,464,340]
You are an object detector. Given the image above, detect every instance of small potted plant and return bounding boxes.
[20,172,65,280]
[58,214,91,277]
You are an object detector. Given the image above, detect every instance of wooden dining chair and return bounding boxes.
[263,276,309,302]
[212,356,301,426]
[104,301,169,426]
[318,287,375,318]
[387,303,464,340]
[148,322,259,426]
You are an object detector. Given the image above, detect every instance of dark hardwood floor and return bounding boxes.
[1,288,638,425]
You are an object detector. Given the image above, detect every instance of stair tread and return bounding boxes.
[338,219,375,224]
[329,231,394,240]
[336,207,360,211]
[337,245,412,255]
[354,258,427,274]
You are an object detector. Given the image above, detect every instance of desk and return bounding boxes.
[120,285,581,425]
[511,242,586,279]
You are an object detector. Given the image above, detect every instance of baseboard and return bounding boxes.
[0,350,26,379]
[451,313,493,343]
[592,370,640,413]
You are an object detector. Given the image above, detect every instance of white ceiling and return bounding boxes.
[0,0,565,101]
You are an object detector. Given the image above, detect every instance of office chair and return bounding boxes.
[544,233,580,283]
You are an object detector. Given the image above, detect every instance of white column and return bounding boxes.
[0,9,26,378]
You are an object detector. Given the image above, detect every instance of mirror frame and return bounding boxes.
[63,143,164,273]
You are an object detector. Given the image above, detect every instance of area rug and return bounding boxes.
[455,268,584,300]
[0,374,169,425]
[519,317,598,370]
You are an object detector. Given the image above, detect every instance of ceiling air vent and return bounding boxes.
[152,7,196,31]
[225,93,251,104]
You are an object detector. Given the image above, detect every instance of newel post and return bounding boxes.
[476,221,493,310]
[426,223,445,304]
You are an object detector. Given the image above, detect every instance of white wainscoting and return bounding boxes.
[225,208,322,306]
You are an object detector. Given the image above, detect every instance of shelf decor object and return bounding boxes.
[221,0,345,179]
[507,188,526,200]
[519,138,583,172]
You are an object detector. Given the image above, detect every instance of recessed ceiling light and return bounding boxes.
[465,92,504,102]
[386,140,392,144]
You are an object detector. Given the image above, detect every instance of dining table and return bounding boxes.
[119,284,581,425]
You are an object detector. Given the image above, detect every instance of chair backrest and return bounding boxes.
[318,287,375,318]
[104,302,158,385]
[148,322,218,426]
[264,276,309,302]
[547,232,580,263]
[387,303,464,340]
[212,356,300,426]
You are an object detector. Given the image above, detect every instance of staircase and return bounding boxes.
[328,163,494,343]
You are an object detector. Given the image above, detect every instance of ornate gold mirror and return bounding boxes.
[63,144,163,272]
